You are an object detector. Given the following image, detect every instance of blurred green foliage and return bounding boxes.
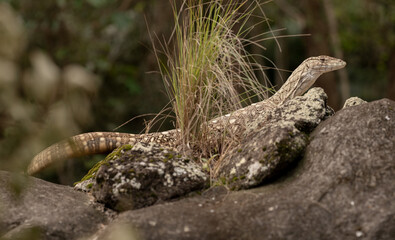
[4,0,169,134]
[3,0,393,132]
[335,0,394,99]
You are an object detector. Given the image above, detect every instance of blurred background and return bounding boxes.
[0,0,393,184]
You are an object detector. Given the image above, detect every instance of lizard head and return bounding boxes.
[267,55,346,105]
[279,55,347,103]
[303,55,346,74]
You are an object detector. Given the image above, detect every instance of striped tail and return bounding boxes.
[27,132,140,175]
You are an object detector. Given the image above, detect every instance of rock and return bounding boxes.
[216,87,332,189]
[217,122,308,190]
[0,170,114,240]
[95,98,395,240]
[254,87,334,132]
[74,177,95,192]
[91,143,209,211]
[343,96,367,108]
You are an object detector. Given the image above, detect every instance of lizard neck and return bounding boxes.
[268,65,321,106]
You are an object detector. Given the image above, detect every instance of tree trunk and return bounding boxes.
[322,0,350,103]
[300,0,341,110]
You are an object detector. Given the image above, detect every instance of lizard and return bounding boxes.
[27,55,346,175]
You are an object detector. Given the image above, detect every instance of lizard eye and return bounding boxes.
[320,58,326,62]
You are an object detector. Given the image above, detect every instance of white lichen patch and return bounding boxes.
[132,142,155,153]
[130,178,141,189]
[247,161,262,180]
[94,142,208,210]
[139,162,147,166]
[113,172,123,181]
[164,173,174,187]
[170,159,207,181]
[112,175,131,196]
[293,135,306,148]
[230,167,236,175]
[173,167,187,176]
[115,164,124,170]
[236,157,246,167]
[111,176,141,198]
[157,161,165,168]
[156,168,164,175]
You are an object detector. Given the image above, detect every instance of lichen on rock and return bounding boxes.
[343,96,367,109]
[74,144,133,191]
[218,121,308,190]
[216,87,332,190]
[91,142,208,211]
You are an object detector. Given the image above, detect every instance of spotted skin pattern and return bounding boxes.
[27,56,346,175]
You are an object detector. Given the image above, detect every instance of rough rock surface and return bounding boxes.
[92,143,208,211]
[216,87,332,189]
[251,87,334,132]
[2,98,394,240]
[0,171,113,240]
[343,96,367,108]
[95,98,395,240]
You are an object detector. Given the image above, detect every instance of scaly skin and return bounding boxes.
[27,56,346,175]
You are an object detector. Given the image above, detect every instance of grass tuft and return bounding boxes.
[152,0,276,168]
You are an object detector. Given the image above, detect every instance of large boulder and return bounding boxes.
[2,98,393,240]
[0,171,114,240]
[95,98,395,240]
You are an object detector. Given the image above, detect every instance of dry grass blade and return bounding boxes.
[152,0,278,160]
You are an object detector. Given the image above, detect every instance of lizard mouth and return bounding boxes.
[330,60,346,71]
